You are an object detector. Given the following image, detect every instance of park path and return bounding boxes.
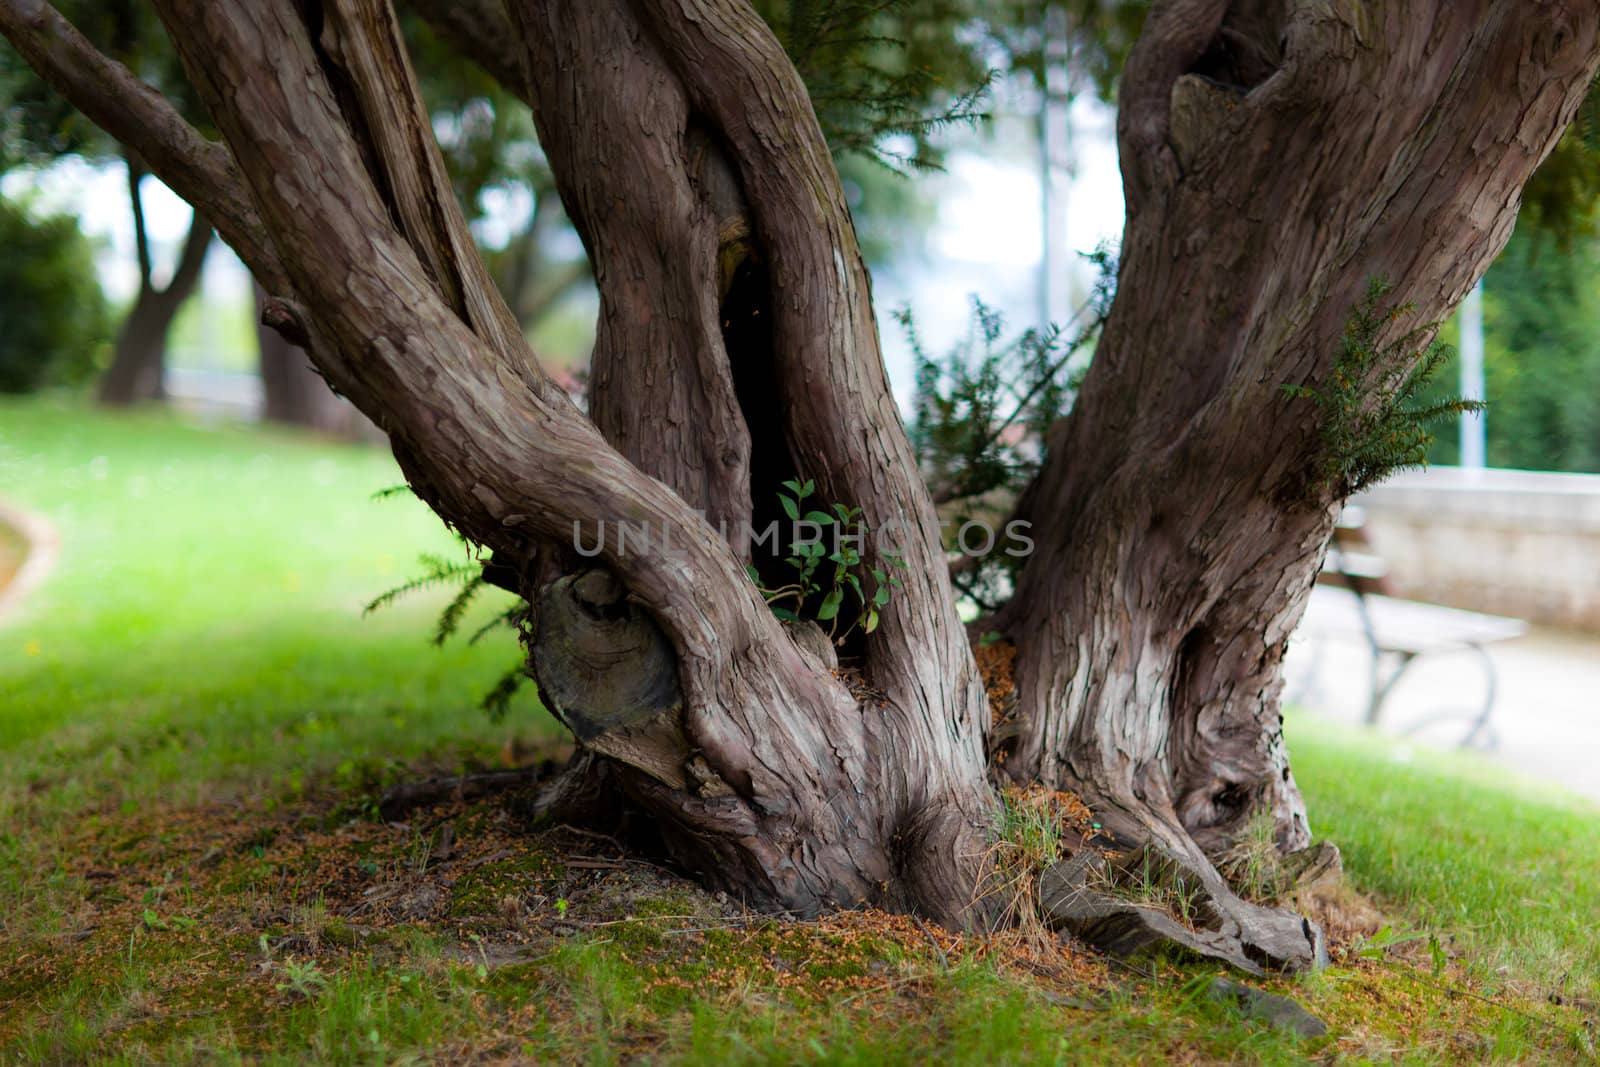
[1285,622,1600,805]
[0,498,58,624]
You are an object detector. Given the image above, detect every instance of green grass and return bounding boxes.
[0,394,539,798]
[1,395,1597,1064]
[1293,714,1600,998]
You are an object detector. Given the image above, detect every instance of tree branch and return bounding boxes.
[124,149,154,292]
[0,0,291,296]
[319,0,531,373]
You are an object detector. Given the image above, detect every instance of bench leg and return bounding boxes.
[1457,642,1499,751]
[1397,642,1500,751]
[1366,649,1417,726]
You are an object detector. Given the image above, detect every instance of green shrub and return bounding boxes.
[0,194,111,394]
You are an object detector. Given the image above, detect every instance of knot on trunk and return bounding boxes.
[530,568,710,792]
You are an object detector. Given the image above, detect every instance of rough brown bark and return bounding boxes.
[1001,1,1600,871]
[98,155,211,408]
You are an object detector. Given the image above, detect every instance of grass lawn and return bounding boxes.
[1,396,1597,1064]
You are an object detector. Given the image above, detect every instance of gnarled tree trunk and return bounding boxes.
[5,0,1596,964]
[1001,0,1599,855]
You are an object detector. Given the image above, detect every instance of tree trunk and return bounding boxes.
[98,151,211,407]
[8,0,1598,961]
[130,0,994,925]
[998,0,1600,891]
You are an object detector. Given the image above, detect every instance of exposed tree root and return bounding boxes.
[378,765,555,822]
[1040,842,1330,976]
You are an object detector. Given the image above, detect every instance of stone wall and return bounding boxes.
[1355,466,1600,631]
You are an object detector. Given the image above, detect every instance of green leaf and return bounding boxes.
[798,479,815,498]
[803,510,834,527]
[770,607,800,622]
[873,585,891,607]
[780,495,799,520]
[865,609,880,633]
[817,589,844,621]
[781,479,802,494]
[143,909,168,931]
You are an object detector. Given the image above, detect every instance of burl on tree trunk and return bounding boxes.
[4,0,1595,970]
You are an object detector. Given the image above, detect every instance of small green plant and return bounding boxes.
[1283,277,1486,495]
[906,250,1115,612]
[1350,923,1428,961]
[275,958,329,1000]
[747,478,905,642]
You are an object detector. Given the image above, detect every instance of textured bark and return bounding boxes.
[1002,2,1600,873]
[508,0,996,919]
[99,158,211,408]
[513,0,753,541]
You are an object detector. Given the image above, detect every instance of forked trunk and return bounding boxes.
[99,157,212,408]
[135,0,993,925]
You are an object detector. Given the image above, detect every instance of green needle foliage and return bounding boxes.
[906,246,1115,609]
[1284,278,1485,497]
[364,524,531,722]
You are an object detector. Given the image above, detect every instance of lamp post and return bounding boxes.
[1460,279,1487,470]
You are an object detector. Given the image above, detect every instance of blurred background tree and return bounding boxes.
[0,0,211,408]
[0,193,111,394]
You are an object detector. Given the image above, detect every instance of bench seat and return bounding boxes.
[1302,585,1527,655]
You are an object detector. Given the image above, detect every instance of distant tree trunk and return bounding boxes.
[8,0,1596,966]
[491,177,593,332]
[98,150,211,407]
[253,282,369,436]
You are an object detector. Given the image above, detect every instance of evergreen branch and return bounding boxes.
[481,662,527,722]
[467,606,522,646]
[362,553,479,617]
[433,574,487,646]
